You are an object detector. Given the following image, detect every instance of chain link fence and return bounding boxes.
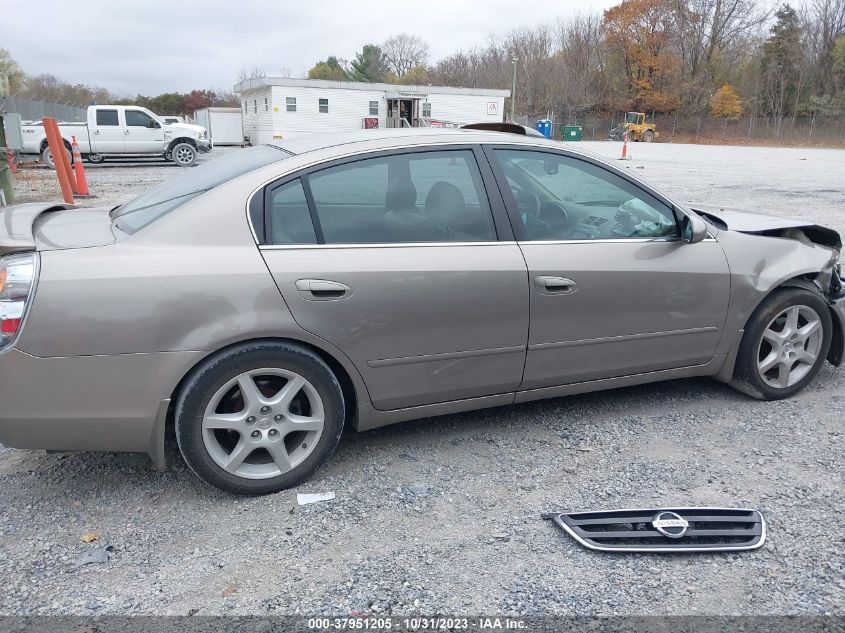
[0,96,86,123]
[513,112,845,145]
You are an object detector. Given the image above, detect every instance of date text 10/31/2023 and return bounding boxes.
[307,617,527,630]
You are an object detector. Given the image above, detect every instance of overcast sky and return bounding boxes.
[1,0,618,96]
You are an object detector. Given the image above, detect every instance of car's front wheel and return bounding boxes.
[175,342,345,495]
[732,288,832,400]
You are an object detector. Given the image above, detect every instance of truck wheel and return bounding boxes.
[87,154,105,164]
[171,143,197,167]
[642,130,655,142]
[41,145,73,169]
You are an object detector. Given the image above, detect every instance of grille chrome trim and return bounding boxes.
[542,507,766,552]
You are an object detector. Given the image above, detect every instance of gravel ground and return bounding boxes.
[2,141,844,617]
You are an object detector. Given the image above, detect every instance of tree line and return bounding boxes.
[3,0,843,122]
[0,48,238,115]
[301,0,845,122]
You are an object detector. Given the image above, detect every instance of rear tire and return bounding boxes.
[41,144,73,169]
[175,342,345,495]
[731,288,831,400]
[642,130,654,142]
[87,153,105,164]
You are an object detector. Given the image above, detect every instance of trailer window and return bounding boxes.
[319,98,329,114]
[96,110,119,126]
[112,145,291,234]
[286,97,296,112]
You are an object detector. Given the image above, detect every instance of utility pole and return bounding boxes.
[510,57,518,123]
[0,72,14,206]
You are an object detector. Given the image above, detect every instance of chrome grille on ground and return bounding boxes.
[542,508,765,552]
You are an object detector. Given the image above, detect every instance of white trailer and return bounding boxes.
[193,107,244,146]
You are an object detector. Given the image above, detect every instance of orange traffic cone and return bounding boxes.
[70,136,90,196]
[619,131,630,160]
[6,148,17,174]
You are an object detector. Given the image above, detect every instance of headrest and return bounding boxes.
[385,177,417,211]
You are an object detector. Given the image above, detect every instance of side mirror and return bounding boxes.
[682,213,708,244]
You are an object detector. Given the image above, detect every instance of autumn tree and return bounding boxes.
[394,64,430,85]
[184,89,217,112]
[308,56,348,81]
[603,0,681,112]
[710,83,743,116]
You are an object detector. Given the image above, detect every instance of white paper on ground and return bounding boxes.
[297,491,335,506]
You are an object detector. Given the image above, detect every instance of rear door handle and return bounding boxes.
[534,275,578,295]
[295,279,353,301]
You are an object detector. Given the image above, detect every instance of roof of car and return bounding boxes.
[268,128,557,156]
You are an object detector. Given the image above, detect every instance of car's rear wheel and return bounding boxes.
[175,342,345,495]
[87,153,105,164]
[732,288,831,400]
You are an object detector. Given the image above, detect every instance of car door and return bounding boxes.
[258,146,529,411]
[485,146,730,391]
[124,108,165,152]
[89,108,124,153]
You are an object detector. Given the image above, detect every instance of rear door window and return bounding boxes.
[285,150,496,244]
[95,109,119,126]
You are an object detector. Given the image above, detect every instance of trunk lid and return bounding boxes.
[0,203,123,256]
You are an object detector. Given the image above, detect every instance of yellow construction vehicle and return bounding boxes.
[608,112,658,142]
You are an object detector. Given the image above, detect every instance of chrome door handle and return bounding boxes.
[534,275,578,295]
[94,130,100,134]
[295,279,353,301]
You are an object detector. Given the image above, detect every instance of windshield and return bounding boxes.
[625,112,639,123]
[113,146,290,234]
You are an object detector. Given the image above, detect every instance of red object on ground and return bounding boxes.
[71,136,90,196]
[6,148,16,174]
[41,117,75,203]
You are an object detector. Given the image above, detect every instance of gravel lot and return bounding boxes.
[2,141,844,617]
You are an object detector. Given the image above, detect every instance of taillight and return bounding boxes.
[0,252,37,351]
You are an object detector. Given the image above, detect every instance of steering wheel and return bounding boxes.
[538,201,569,226]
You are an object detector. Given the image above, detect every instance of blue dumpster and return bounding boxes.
[536,119,552,139]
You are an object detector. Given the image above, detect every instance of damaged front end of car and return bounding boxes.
[690,204,845,368]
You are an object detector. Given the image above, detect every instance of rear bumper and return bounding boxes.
[0,348,203,464]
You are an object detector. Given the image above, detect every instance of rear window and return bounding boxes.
[113,146,290,234]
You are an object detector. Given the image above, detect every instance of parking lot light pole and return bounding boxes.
[511,56,518,123]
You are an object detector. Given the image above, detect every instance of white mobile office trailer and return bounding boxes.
[234,77,509,145]
[193,107,244,146]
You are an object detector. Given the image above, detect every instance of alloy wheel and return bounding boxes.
[756,304,823,389]
[202,368,325,479]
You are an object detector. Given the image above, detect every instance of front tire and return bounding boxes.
[732,288,831,400]
[175,342,345,495]
[642,130,654,142]
[170,142,197,167]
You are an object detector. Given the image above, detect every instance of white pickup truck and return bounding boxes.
[20,105,212,167]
